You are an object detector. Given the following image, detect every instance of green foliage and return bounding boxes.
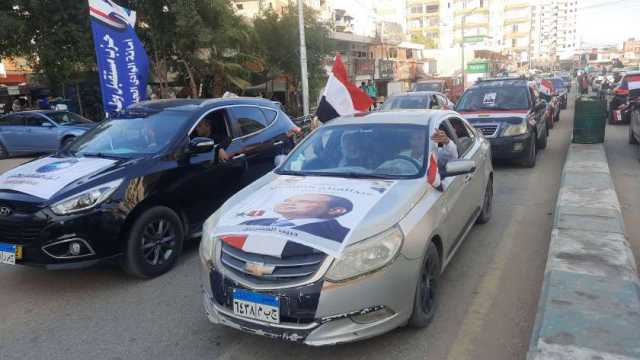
[0,0,96,90]
[411,33,438,49]
[254,4,334,109]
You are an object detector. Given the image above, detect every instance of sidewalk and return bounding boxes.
[527,143,640,359]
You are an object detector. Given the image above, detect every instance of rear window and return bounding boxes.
[414,82,443,92]
[456,86,530,112]
[382,95,429,110]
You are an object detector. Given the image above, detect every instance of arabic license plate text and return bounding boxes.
[0,243,17,265]
[232,289,280,324]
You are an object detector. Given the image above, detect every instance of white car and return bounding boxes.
[199,110,494,345]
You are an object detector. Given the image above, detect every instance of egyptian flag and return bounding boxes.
[219,234,319,258]
[316,54,373,123]
[427,151,442,191]
[540,79,555,96]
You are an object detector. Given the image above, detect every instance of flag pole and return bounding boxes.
[298,0,310,116]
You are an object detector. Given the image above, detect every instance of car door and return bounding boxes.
[0,114,27,152]
[23,114,59,152]
[227,105,283,184]
[438,118,482,256]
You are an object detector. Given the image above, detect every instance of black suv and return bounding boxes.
[455,78,548,167]
[0,98,296,277]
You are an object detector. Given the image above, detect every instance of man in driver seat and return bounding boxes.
[193,119,230,162]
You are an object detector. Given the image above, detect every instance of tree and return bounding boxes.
[411,33,438,49]
[0,1,96,95]
[254,5,334,113]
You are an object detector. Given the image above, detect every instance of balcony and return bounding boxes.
[504,17,530,26]
[504,3,529,11]
[454,7,489,16]
[504,31,529,39]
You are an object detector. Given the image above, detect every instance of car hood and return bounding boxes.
[0,155,142,203]
[209,173,427,258]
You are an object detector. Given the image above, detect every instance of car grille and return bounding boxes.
[0,201,44,214]
[220,243,327,285]
[0,220,44,244]
[474,124,499,137]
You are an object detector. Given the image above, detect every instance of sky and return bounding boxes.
[578,0,640,47]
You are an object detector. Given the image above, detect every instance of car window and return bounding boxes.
[261,109,278,126]
[230,106,267,137]
[49,112,92,125]
[382,95,429,110]
[279,124,429,179]
[0,115,24,126]
[415,82,442,92]
[191,109,231,145]
[25,115,52,127]
[430,95,441,109]
[449,117,475,155]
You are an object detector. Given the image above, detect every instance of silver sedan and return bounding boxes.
[199,110,494,345]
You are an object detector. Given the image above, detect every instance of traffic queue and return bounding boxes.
[0,57,570,345]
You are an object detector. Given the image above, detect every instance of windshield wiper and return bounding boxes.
[79,152,127,160]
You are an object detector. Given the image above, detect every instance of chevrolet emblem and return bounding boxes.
[244,261,276,277]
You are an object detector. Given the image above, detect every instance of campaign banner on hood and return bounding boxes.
[89,0,149,117]
[212,176,397,257]
[0,157,116,200]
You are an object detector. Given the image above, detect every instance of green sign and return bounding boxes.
[463,35,485,44]
[466,62,489,74]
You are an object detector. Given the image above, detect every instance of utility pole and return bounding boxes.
[298,0,310,116]
[461,15,466,90]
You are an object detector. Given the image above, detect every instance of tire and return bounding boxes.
[408,241,441,328]
[630,127,639,145]
[476,177,493,225]
[521,134,537,168]
[122,206,185,278]
[538,126,548,150]
[61,136,76,149]
[0,142,8,159]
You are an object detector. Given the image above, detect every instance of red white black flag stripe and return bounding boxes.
[316,54,373,123]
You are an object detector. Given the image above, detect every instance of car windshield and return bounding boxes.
[277,124,429,179]
[415,82,442,92]
[49,112,93,125]
[456,86,530,111]
[67,110,191,158]
[382,95,429,110]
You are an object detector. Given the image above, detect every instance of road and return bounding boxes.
[0,100,575,360]
[605,122,640,261]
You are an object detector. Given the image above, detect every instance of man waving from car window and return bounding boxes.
[432,128,458,164]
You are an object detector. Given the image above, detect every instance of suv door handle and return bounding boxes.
[273,140,284,147]
[464,175,473,184]
[232,153,246,160]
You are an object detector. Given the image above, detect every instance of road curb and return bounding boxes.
[527,143,640,360]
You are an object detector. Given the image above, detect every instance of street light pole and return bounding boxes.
[298,0,310,116]
[461,15,466,90]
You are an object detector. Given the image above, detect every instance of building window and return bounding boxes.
[512,39,517,48]
[407,49,414,59]
[236,4,243,9]
[388,48,398,58]
[426,5,439,13]
[410,5,423,14]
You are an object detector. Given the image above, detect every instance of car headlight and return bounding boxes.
[502,122,528,137]
[325,225,403,282]
[50,179,123,215]
[199,217,217,267]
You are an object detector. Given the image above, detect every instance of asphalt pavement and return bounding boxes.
[605,122,640,262]
[0,99,575,360]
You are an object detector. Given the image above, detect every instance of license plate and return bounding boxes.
[232,289,280,324]
[0,243,17,265]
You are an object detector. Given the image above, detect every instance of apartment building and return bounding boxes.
[230,0,324,19]
[531,0,579,62]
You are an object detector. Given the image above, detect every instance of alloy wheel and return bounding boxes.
[141,218,177,266]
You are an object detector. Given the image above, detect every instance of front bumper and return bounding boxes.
[1,205,125,269]
[200,254,422,345]
[487,133,533,160]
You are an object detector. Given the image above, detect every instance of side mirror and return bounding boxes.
[189,137,215,154]
[274,155,287,168]
[442,160,476,179]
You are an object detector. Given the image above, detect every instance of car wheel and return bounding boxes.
[630,128,638,145]
[521,134,537,168]
[408,241,441,328]
[122,206,184,278]
[476,177,493,225]
[61,136,76,149]
[0,142,8,159]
